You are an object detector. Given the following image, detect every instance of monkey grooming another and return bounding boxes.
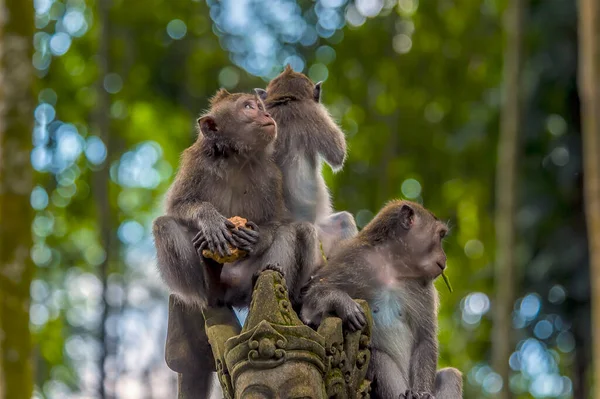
[255,66,358,255]
[153,88,319,310]
[301,200,463,399]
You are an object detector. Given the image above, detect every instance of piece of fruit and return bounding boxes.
[201,216,250,264]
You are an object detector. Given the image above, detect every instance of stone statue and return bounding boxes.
[165,268,373,398]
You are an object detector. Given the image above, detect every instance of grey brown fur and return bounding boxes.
[153,89,319,309]
[256,66,358,254]
[301,200,463,399]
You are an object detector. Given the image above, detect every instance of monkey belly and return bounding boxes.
[283,157,331,222]
[370,291,414,379]
[219,260,253,292]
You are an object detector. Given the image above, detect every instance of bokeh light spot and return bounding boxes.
[520,293,541,320]
[103,73,123,94]
[49,32,72,56]
[546,114,567,136]
[308,63,329,83]
[167,19,187,40]
[118,221,145,245]
[38,88,57,105]
[482,372,503,394]
[464,239,484,259]
[316,45,336,64]
[550,146,569,166]
[401,178,421,199]
[393,34,412,54]
[533,320,553,340]
[35,103,56,125]
[556,331,575,353]
[355,0,383,17]
[548,285,566,304]
[31,186,49,210]
[218,66,241,89]
[355,209,374,228]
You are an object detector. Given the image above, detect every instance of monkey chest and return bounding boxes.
[212,181,276,222]
[370,291,415,365]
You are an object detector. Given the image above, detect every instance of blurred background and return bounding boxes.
[1,0,599,398]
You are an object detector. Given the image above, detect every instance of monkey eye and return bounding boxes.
[244,102,254,109]
[439,230,447,239]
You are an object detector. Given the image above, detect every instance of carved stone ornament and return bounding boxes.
[165,268,373,399]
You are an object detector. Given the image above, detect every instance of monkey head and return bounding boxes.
[361,200,449,280]
[197,89,277,152]
[255,64,322,104]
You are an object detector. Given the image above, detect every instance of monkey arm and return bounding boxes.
[313,113,347,170]
[169,199,225,226]
[153,216,223,307]
[301,275,367,332]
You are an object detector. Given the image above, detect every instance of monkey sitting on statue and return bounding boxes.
[301,200,463,399]
[152,89,319,310]
[255,65,358,257]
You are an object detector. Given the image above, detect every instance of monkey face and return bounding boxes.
[364,201,449,281]
[198,93,277,152]
[398,208,448,280]
[236,94,277,144]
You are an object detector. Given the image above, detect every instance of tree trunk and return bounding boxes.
[578,1,600,398]
[94,0,112,397]
[0,1,34,398]
[492,1,525,398]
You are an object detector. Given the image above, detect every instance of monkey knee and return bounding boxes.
[331,211,358,238]
[435,367,463,398]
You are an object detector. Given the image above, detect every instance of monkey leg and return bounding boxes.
[317,211,358,258]
[165,295,216,398]
[367,348,410,399]
[434,367,463,399]
[153,216,224,307]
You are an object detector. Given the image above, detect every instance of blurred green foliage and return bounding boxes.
[22,0,586,398]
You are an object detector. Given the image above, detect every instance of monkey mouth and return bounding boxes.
[437,262,446,271]
[261,121,275,127]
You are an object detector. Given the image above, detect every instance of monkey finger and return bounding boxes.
[224,219,235,229]
[245,221,259,232]
[192,231,204,244]
[231,235,252,249]
[198,241,208,252]
[347,317,360,332]
[232,228,259,244]
[206,236,217,254]
[221,228,236,246]
[192,233,205,248]
[218,232,232,256]
[215,233,230,257]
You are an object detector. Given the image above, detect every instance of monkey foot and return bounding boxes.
[252,263,283,287]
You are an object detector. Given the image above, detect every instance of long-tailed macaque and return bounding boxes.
[153,89,319,309]
[255,66,358,255]
[301,200,463,399]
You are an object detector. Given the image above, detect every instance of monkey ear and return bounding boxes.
[398,204,415,230]
[198,115,218,136]
[209,89,231,107]
[313,81,323,102]
[254,88,268,101]
[283,64,294,73]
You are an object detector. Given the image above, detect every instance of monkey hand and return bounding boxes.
[331,295,367,332]
[192,216,236,258]
[399,390,435,399]
[230,221,260,254]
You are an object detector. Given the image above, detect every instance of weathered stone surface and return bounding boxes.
[166,268,373,398]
